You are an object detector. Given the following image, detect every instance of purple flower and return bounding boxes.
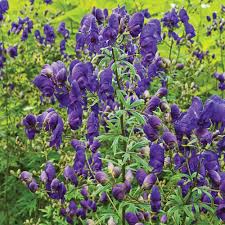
[136,169,147,186]
[156,87,168,98]
[42,110,64,148]
[45,0,52,4]
[150,143,165,173]
[143,124,158,141]
[170,104,180,121]
[142,173,157,189]
[162,131,177,147]
[147,115,161,129]
[175,97,203,137]
[68,80,83,130]
[44,24,55,44]
[95,171,108,184]
[64,166,78,186]
[98,68,114,105]
[112,183,127,201]
[216,204,225,221]
[150,185,161,212]
[179,8,189,23]
[0,0,9,14]
[81,186,88,199]
[71,139,86,176]
[160,215,167,223]
[22,114,37,139]
[7,46,17,58]
[58,22,69,39]
[162,8,179,28]
[128,12,144,37]
[33,75,54,97]
[145,96,161,113]
[44,162,56,182]
[20,171,33,183]
[92,7,104,24]
[87,111,99,144]
[28,179,38,192]
[125,212,139,225]
[184,22,195,39]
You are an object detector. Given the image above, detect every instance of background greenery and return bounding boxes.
[0,0,224,224]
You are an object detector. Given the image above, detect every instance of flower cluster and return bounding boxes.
[162,7,195,43]
[9,17,33,41]
[0,0,9,21]
[214,72,225,90]
[206,11,225,36]
[22,109,64,149]
[18,5,225,225]
[35,24,55,45]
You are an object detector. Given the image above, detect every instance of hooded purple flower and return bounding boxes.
[150,185,161,212]
[136,169,147,186]
[86,111,99,144]
[150,143,165,173]
[162,131,177,147]
[112,183,128,201]
[162,8,179,28]
[102,13,119,45]
[175,97,203,137]
[143,123,158,141]
[216,204,225,221]
[22,114,37,139]
[142,173,157,189]
[145,96,161,114]
[140,19,161,66]
[70,62,94,91]
[170,104,181,121]
[42,110,64,148]
[33,74,54,97]
[95,171,108,184]
[128,12,144,37]
[179,8,189,23]
[125,212,139,225]
[64,166,78,186]
[0,0,9,14]
[92,7,104,24]
[71,140,86,176]
[44,24,55,44]
[58,22,70,39]
[98,68,114,105]
[68,80,83,130]
[7,46,17,58]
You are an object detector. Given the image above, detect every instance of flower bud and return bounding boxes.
[81,185,89,199]
[160,215,167,223]
[176,63,184,70]
[95,171,108,185]
[136,169,147,186]
[156,87,168,98]
[125,169,134,182]
[148,115,161,129]
[112,183,126,201]
[87,219,95,225]
[100,192,108,203]
[112,166,121,178]
[142,173,157,190]
[28,179,38,192]
[20,171,33,183]
[108,217,117,225]
[162,131,177,147]
[125,212,139,225]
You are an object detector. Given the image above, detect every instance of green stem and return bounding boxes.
[169,38,174,61]
[112,48,126,225]
[220,32,224,72]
